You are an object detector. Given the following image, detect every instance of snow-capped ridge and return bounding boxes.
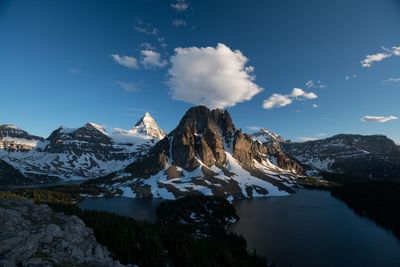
[0,113,166,181]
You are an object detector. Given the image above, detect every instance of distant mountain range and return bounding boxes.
[283,134,400,184]
[0,113,165,183]
[1,106,399,197]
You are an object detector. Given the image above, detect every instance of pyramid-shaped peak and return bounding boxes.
[132,112,166,140]
[135,112,156,126]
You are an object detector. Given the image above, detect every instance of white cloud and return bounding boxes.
[263,88,318,109]
[110,54,139,69]
[361,46,400,67]
[306,80,326,89]
[303,92,318,99]
[167,43,262,109]
[140,50,168,68]
[263,88,318,110]
[290,88,317,99]
[361,52,391,67]
[361,115,398,123]
[115,81,141,92]
[171,0,189,11]
[312,104,319,108]
[291,88,305,97]
[263,94,292,109]
[172,19,187,28]
[393,46,400,56]
[383,78,400,84]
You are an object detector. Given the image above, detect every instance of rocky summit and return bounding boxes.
[0,199,127,267]
[100,106,306,200]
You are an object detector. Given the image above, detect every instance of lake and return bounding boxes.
[79,189,400,267]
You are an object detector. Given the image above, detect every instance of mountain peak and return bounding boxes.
[0,124,22,130]
[131,112,166,139]
[252,128,284,145]
[86,122,108,135]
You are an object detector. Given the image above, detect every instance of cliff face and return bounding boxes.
[0,199,126,267]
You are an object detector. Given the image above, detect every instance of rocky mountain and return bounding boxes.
[251,128,305,174]
[0,199,127,267]
[99,106,306,200]
[129,112,166,140]
[283,134,400,183]
[0,125,43,152]
[0,113,165,182]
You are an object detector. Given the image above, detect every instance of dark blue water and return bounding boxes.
[78,189,400,267]
[79,197,162,222]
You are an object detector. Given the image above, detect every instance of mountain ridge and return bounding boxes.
[0,112,165,182]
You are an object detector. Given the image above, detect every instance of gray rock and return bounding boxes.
[0,199,127,267]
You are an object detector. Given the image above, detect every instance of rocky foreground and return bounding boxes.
[0,199,129,267]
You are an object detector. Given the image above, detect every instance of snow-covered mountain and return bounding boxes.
[97,106,307,200]
[0,125,43,152]
[252,128,284,147]
[129,112,166,140]
[283,134,400,183]
[0,113,165,182]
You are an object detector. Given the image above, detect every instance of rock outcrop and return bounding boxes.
[0,199,127,267]
[251,128,305,174]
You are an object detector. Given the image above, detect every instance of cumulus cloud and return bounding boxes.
[290,88,317,99]
[312,104,319,108]
[291,88,305,97]
[171,0,189,11]
[140,50,168,68]
[172,19,187,27]
[361,115,398,123]
[167,43,262,109]
[263,94,292,109]
[115,81,141,92]
[303,92,318,99]
[361,46,400,67]
[263,88,318,110]
[110,54,139,69]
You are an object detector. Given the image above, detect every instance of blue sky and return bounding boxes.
[1,0,400,142]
